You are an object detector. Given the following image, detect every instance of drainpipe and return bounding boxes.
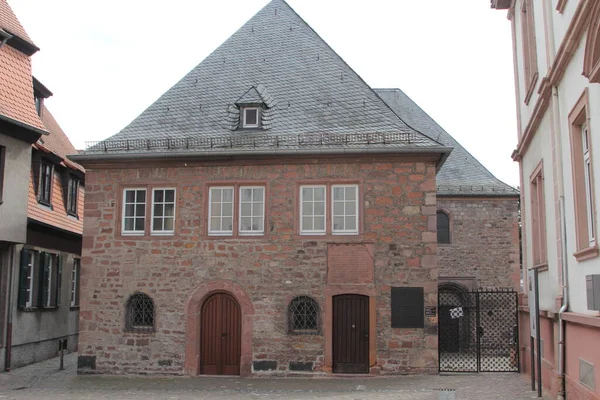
[557,197,569,400]
[0,31,12,49]
[4,245,14,371]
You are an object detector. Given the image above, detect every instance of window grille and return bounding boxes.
[288,296,319,334]
[125,293,155,333]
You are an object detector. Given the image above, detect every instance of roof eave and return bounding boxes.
[4,30,39,56]
[0,114,48,143]
[70,146,453,166]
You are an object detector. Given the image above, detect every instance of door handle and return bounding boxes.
[364,331,369,340]
[221,333,228,338]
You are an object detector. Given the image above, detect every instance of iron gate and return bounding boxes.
[438,288,519,373]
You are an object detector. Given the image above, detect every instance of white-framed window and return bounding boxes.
[332,185,358,235]
[71,258,81,307]
[242,107,259,128]
[239,186,265,235]
[300,185,326,235]
[583,123,595,245]
[208,187,234,235]
[122,189,146,235]
[24,251,35,308]
[151,188,176,235]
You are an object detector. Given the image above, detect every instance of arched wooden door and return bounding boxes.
[200,293,241,375]
[332,294,369,373]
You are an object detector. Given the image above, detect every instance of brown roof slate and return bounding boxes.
[0,0,35,46]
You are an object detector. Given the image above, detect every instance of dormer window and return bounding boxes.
[242,107,260,128]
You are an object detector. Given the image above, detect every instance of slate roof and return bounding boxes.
[83,0,446,157]
[375,89,518,196]
[0,0,46,134]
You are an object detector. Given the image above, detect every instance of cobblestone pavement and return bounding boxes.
[0,353,551,399]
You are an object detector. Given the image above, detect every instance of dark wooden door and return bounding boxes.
[333,294,369,373]
[200,293,241,375]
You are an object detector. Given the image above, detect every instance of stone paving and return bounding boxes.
[0,353,551,399]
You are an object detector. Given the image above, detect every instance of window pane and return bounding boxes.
[314,216,325,231]
[245,109,258,125]
[240,217,252,231]
[314,201,325,216]
[165,190,175,202]
[346,216,356,230]
[223,217,233,231]
[125,218,134,231]
[153,204,163,217]
[302,187,313,200]
[223,189,233,202]
[241,203,251,217]
[154,190,163,202]
[164,218,174,231]
[314,188,325,201]
[253,217,264,232]
[302,217,313,231]
[164,204,174,217]
[210,217,221,231]
[241,188,252,202]
[125,204,135,217]
[153,218,163,231]
[253,202,263,216]
[211,203,221,217]
[254,188,264,201]
[346,186,356,200]
[126,191,135,202]
[211,188,221,202]
[333,216,344,231]
[345,201,356,215]
[333,202,343,216]
[222,202,233,217]
[137,190,146,202]
[135,218,145,231]
[136,204,145,217]
[302,202,313,216]
[333,187,344,200]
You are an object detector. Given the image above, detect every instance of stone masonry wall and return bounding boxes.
[437,197,520,290]
[79,157,438,375]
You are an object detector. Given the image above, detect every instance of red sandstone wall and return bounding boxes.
[438,197,520,289]
[78,158,438,375]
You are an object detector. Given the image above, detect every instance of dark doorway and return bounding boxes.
[200,293,241,375]
[332,294,369,373]
[439,305,460,353]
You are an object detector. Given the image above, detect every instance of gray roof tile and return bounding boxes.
[375,88,518,196]
[97,0,442,152]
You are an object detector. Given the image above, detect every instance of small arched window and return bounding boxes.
[288,296,319,334]
[437,211,451,244]
[125,292,155,333]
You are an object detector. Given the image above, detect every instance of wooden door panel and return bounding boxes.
[200,293,241,375]
[333,294,369,373]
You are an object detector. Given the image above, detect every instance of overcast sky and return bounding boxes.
[11,0,519,187]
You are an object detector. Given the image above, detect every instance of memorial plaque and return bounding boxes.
[327,243,374,284]
[425,306,437,317]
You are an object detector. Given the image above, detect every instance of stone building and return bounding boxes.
[72,0,518,376]
[0,0,83,370]
[492,0,600,398]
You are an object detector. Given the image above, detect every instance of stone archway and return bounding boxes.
[184,280,255,376]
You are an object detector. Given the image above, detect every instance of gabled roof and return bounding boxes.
[37,105,84,173]
[0,0,46,137]
[375,89,518,197]
[87,0,445,157]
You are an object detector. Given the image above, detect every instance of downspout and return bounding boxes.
[557,197,569,400]
[4,245,14,371]
[0,31,12,49]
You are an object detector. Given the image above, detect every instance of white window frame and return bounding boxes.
[242,107,260,128]
[331,185,359,235]
[70,258,80,307]
[238,186,265,235]
[45,254,53,308]
[300,185,327,235]
[25,251,35,308]
[208,187,235,236]
[582,123,596,245]
[151,188,176,236]
[122,188,147,236]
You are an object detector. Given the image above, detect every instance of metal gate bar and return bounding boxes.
[438,288,519,373]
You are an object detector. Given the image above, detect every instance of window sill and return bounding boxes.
[37,201,53,211]
[70,306,80,311]
[67,212,79,220]
[574,245,599,262]
[19,306,58,312]
[531,262,549,271]
[524,72,539,105]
